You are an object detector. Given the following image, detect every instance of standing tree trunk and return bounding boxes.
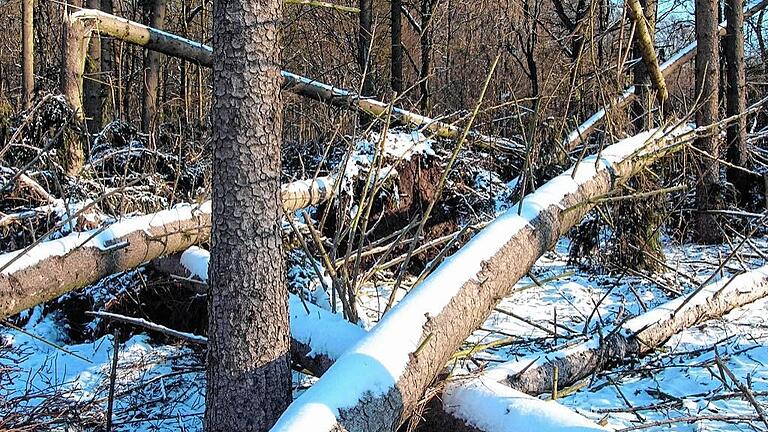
[419,0,438,113]
[101,0,116,119]
[631,0,658,131]
[358,0,374,96]
[205,0,290,429]
[724,0,750,205]
[694,0,722,244]
[21,0,34,109]
[84,0,103,133]
[141,0,166,145]
[391,0,403,94]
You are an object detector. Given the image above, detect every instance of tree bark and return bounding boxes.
[271,128,690,431]
[724,0,750,205]
[84,0,103,133]
[21,0,34,109]
[419,0,437,113]
[358,0,374,97]
[391,0,403,94]
[205,0,290,428]
[0,177,334,319]
[141,0,166,143]
[628,0,666,104]
[630,0,660,131]
[694,0,722,244]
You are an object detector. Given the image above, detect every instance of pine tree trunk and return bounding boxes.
[724,0,750,204]
[694,0,722,244]
[21,0,34,109]
[141,0,166,143]
[205,0,290,429]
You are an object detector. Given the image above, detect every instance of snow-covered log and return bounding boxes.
[61,9,520,154]
[0,177,334,319]
[563,0,768,150]
[485,265,768,397]
[270,128,691,431]
[423,376,608,432]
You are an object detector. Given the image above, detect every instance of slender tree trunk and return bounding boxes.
[84,0,103,133]
[205,0,290,429]
[358,0,374,96]
[631,0,659,131]
[419,0,436,112]
[724,0,750,204]
[21,0,34,109]
[694,0,722,244]
[141,0,166,144]
[101,0,116,119]
[391,0,403,94]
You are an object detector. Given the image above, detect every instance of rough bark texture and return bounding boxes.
[205,0,291,429]
[694,0,722,244]
[141,0,166,139]
[84,0,103,133]
[0,177,334,319]
[628,0,667,104]
[59,9,520,155]
[21,0,34,109]
[273,130,688,431]
[724,0,751,204]
[500,267,768,397]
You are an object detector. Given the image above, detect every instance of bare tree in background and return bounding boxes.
[695,0,723,243]
[141,0,166,144]
[391,0,403,94]
[205,0,291,429]
[84,0,103,133]
[21,0,33,109]
[724,0,750,205]
[632,0,658,131]
[358,0,373,96]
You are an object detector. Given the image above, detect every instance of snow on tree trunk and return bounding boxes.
[474,265,768,398]
[271,127,690,432]
[0,177,335,319]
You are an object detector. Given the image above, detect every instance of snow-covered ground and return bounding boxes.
[3,233,767,431]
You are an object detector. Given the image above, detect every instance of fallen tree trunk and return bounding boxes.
[485,264,768,397]
[60,9,519,154]
[0,177,334,318]
[270,127,692,431]
[563,0,768,150]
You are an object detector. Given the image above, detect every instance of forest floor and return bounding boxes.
[2,119,767,431]
[4,230,767,431]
